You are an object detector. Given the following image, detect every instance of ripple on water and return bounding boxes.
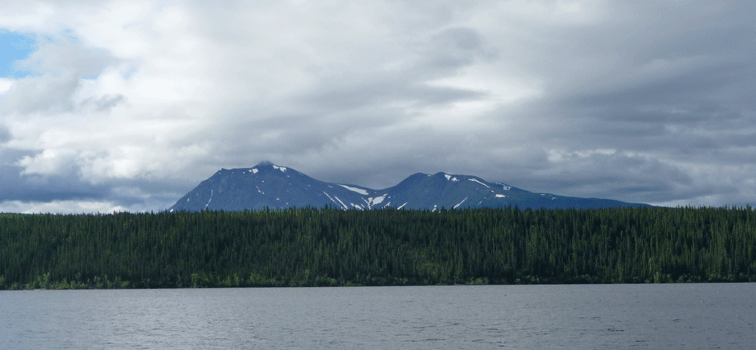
[1,285,755,349]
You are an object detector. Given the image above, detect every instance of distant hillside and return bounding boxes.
[169,162,649,212]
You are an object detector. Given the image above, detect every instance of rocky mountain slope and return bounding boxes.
[169,162,648,212]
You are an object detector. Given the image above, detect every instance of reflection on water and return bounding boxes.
[1,284,755,349]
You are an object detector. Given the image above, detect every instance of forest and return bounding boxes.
[1,206,755,289]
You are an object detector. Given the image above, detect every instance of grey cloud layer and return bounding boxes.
[0,1,755,212]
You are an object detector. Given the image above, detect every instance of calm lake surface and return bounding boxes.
[1,284,754,349]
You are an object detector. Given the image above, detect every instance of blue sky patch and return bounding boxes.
[0,31,35,78]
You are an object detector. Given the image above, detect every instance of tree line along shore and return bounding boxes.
[1,206,755,290]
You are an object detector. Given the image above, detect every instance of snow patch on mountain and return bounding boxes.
[323,192,341,208]
[333,195,348,210]
[359,194,388,209]
[169,164,649,212]
[454,197,468,209]
[371,194,386,205]
[339,184,368,195]
[468,178,490,188]
[444,174,459,181]
[205,189,214,208]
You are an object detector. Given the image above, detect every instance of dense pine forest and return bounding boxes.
[1,206,755,290]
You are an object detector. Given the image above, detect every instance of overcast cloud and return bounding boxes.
[1,0,755,213]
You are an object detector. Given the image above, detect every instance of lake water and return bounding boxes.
[1,284,754,349]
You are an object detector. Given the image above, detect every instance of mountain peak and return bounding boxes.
[169,166,650,212]
[241,161,291,175]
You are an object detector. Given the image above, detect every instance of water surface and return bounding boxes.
[2,284,754,349]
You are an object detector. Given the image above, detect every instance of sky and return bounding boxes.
[0,1,755,213]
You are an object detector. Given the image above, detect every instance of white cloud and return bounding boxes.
[0,199,127,214]
[0,78,12,93]
[0,0,755,212]
[17,148,78,175]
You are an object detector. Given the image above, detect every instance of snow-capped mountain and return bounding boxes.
[168,162,648,212]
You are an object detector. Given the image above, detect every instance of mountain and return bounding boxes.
[168,162,649,212]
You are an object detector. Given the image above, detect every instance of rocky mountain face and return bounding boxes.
[169,162,648,212]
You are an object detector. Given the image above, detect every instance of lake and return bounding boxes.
[1,284,754,349]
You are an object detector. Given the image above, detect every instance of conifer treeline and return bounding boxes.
[1,206,755,289]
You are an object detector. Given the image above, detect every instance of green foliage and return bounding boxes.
[0,206,755,289]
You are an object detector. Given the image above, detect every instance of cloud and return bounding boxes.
[0,200,127,214]
[15,36,117,76]
[0,1,755,212]
[0,77,12,92]
[0,125,9,143]
[0,150,192,212]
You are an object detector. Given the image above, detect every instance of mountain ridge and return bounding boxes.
[168,162,650,212]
